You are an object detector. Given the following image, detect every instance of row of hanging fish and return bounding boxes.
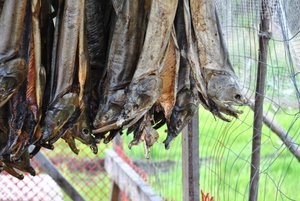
[0,0,247,179]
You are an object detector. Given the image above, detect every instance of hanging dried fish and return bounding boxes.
[9,0,45,158]
[28,0,46,144]
[93,0,148,132]
[120,0,178,129]
[162,0,200,149]
[0,0,28,107]
[0,161,24,180]
[40,0,84,145]
[4,1,34,160]
[85,0,108,122]
[190,0,247,121]
[0,0,261,174]
[93,0,179,135]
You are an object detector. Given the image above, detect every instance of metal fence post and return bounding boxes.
[182,110,200,201]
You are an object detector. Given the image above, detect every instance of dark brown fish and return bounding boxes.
[163,0,200,149]
[1,150,35,179]
[0,104,9,157]
[0,161,24,180]
[41,0,84,144]
[0,0,29,107]
[62,111,98,154]
[93,0,148,131]
[85,0,109,123]
[8,0,46,160]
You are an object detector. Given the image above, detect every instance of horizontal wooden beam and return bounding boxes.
[105,149,162,201]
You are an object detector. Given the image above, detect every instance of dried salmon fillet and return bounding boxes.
[157,29,180,120]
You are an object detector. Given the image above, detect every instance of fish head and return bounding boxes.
[93,90,126,128]
[124,76,162,120]
[41,93,79,142]
[165,89,199,148]
[207,74,247,106]
[72,126,98,154]
[93,104,122,128]
[143,124,159,147]
[0,59,27,107]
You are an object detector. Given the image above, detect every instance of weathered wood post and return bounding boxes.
[249,0,271,200]
[182,110,200,201]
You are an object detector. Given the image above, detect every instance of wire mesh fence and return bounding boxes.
[0,140,112,201]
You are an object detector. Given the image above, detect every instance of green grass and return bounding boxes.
[121,106,300,201]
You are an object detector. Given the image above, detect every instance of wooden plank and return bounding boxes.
[249,1,271,201]
[105,150,163,201]
[35,152,85,201]
[182,111,200,201]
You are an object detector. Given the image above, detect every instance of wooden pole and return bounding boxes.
[182,110,200,201]
[249,1,271,201]
[110,182,121,201]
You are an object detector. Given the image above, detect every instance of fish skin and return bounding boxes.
[157,29,180,120]
[1,150,35,178]
[62,111,98,154]
[0,161,25,180]
[0,59,27,107]
[62,131,80,155]
[85,0,108,116]
[0,0,28,59]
